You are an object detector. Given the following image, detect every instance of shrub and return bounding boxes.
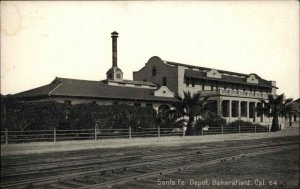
[195,112,226,134]
[1,97,157,131]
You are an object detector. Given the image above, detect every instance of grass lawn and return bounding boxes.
[112,148,299,189]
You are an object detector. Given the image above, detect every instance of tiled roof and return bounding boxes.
[104,79,157,86]
[13,77,175,102]
[185,69,273,88]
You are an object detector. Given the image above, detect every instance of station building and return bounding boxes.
[14,31,293,126]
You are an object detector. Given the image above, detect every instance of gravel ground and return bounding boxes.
[1,127,299,157]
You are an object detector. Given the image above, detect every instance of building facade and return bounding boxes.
[13,31,294,126]
[133,56,280,125]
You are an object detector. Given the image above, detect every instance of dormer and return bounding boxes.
[207,69,221,78]
[246,74,258,84]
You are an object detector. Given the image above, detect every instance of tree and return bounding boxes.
[256,94,293,132]
[173,91,209,136]
[156,110,185,129]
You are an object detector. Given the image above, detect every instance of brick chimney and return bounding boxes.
[106,31,123,80]
[111,31,118,67]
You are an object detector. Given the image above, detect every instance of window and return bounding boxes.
[143,79,147,82]
[202,81,205,90]
[146,103,153,108]
[152,66,157,76]
[191,79,195,87]
[113,101,119,105]
[64,100,71,105]
[91,101,96,104]
[163,77,167,86]
[108,74,112,79]
[134,102,141,107]
[186,78,190,86]
[116,74,121,79]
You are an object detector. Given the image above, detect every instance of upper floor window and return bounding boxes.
[152,66,157,76]
[163,77,167,86]
[186,78,190,86]
[116,74,121,79]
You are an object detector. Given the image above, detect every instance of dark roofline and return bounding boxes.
[103,79,157,86]
[13,77,176,102]
[17,94,176,103]
[166,60,257,77]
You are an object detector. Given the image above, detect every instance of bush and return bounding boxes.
[226,120,268,132]
[1,97,157,131]
[195,112,226,134]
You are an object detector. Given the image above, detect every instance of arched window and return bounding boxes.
[158,104,170,113]
[152,66,157,76]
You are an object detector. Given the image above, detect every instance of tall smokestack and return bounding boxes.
[111,31,118,67]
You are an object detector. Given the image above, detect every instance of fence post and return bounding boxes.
[158,126,160,138]
[221,125,223,134]
[201,127,203,136]
[94,126,97,141]
[254,125,256,133]
[182,126,185,137]
[238,125,241,134]
[5,128,8,144]
[279,124,281,131]
[129,126,132,139]
[53,127,56,143]
[268,124,270,132]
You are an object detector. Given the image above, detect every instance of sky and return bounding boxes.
[1,1,299,99]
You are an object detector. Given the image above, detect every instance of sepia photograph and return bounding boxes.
[1,1,299,189]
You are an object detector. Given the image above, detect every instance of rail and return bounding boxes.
[1,124,271,144]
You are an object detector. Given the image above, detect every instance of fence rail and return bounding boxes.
[1,124,270,144]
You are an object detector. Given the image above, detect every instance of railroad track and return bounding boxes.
[1,138,298,189]
[1,140,295,179]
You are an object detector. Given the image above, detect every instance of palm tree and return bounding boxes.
[173,91,209,136]
[156,110,185,129]
[256,94,293,132]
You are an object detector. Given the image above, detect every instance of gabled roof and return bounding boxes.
[13,77,175,102]
[185,69,273,88]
